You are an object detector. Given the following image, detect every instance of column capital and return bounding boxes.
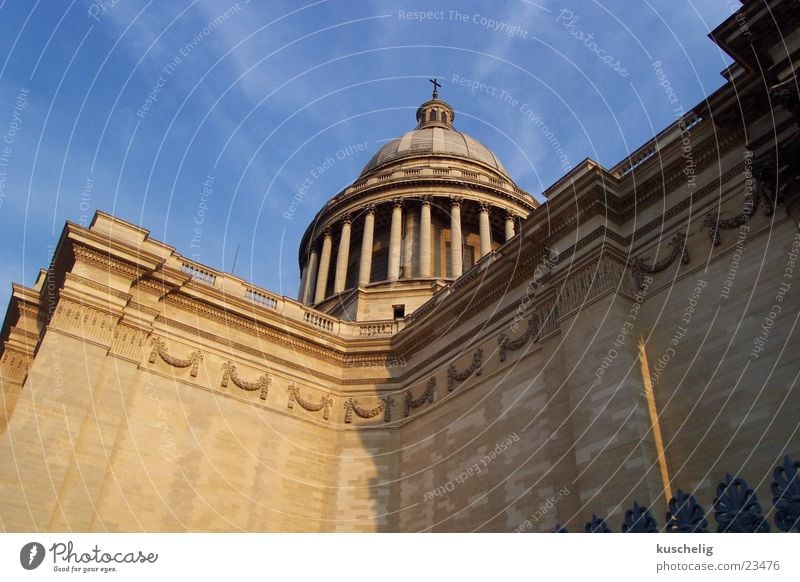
[420,195,432,206]
[340,214,352,226]
[364,203,376,215]
[450,196,463,208]
[391,198,404,209]
[478,201,491,213]
[505,210,516,221]
[321,227,333,238]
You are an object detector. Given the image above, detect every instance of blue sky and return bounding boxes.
[0,0,737,308]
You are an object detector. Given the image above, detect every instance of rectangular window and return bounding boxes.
[463,245,475,271]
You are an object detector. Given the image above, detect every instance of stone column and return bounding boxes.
[479,202,492,258]
[298,265,309,302]
[419,197,432,277]
[304,247,319,305]
[358,205,375,286]
[403,205,416,278]
[314,229,333,304]
[333,216,352,294]
[505,212,516,241]
[388,199,403,282]
[450,197,463,278]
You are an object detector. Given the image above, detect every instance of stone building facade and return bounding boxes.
[0,1,798,531]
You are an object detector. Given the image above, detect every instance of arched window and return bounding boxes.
[429,110,437,122]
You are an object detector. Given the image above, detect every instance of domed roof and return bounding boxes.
[358,85,509,178]
[359,126,509,178]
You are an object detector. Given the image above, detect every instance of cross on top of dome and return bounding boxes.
[429,78,441,98]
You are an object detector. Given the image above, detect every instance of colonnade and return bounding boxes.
[300,197,520,305]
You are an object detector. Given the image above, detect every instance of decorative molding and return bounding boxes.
[404,378,435,417]
[49,298,118,345]
[133,278,172,297]
[64,272,131,300]
[628,163,744,245]
[72,244,142,278]
[110,323,147,361]
[343,395,394,423]
[125,301,161,318]
[148,337,203,377]
[447,348,483,392]
[498,316,540,363]
[629,232,690,290]
[162,294,349,366]
[155,314,388,385]
[703,165,774,246]
[0,347,31,382]
[221,362,270,400]
[287,383,333,420]
[17,302,41,320]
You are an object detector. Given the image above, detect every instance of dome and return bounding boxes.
[295,81,538,322]
[359,126,509,178]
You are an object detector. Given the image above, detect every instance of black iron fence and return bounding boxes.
[554,456,799,533]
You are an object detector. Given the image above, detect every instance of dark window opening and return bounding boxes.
[370,248,388,283]
[393,304,405,319]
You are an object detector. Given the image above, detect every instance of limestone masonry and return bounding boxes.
[1,1,799,531]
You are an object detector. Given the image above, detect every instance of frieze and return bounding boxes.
[498,316,540,363]
[629,232,690,291]
[110,323,147,361]
[404,378,436,417]
[343,395,394,423]
[287,383,334,420]
[149,336,203,377]
[17,301,42,319]
[49,297,118,345]
[0,347,31,382]
[447,348,483,392]
[221,361,270,400]
[164,294,349,366]
[155,314,391,386]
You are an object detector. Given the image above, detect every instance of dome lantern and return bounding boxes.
[415,78,455,129]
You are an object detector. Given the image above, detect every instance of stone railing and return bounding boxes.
[302,310,336,332]
[245,288,278,309]
[181,262,217,286]
[613,111,704,177]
